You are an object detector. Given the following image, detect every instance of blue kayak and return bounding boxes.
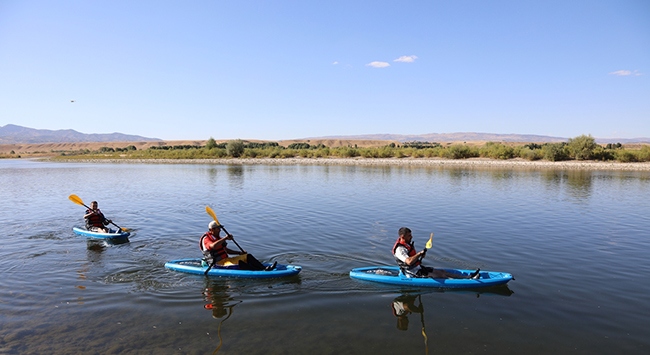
[72,226,130,240]
[350,266,513,289]
[165,258,302,279]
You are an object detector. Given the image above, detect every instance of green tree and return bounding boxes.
[566,134,598,160]
[443,144,477,159]
[226,139,245,157]
[288,143,310,149]
[206,137,217,149]
[542,143,568,161]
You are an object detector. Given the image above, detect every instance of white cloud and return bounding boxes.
[367,61,390,68]
[332,61,339,65]
[610,70,642,76]
[394,55,418,63]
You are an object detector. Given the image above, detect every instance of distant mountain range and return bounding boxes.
[2,124,648,145]
[309,133,650,144]
[0,124,161,144]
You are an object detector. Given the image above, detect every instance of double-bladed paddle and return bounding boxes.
[204,206,245,275]
[68,194,130,232]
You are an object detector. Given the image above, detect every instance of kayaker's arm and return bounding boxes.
[405,250,426,266]
[207,234,233,249]
[221,233,245,254]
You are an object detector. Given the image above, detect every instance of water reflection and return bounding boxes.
[86,240,106,263]
[202,279,242,354]
[84,237,129,265]
[565,170,593,200]
[207,166,219,186]
[76,264,89,304]
[390,287,513,354]
[105,236,130,245]
[542,170,593,201]
[227,166,244,190]
[391,294,424,331]
[391,294,428,354]
[475,284,514,297]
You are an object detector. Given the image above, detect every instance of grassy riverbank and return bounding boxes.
[55,135,650,162]
[4,135,650,170]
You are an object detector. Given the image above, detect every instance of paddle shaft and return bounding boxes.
[219,225,244,253]
[69,194,125,232]
[205,206,245,252]
[204,205,246,275]
[88,206,125,232]
[204,225,245,275]
[205,258,216,275]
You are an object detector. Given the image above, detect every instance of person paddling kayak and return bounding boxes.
[200,221,277,271]
[84,201,112,233]
[393,227,480,279]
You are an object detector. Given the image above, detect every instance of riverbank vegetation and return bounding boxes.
[47,135,650,163]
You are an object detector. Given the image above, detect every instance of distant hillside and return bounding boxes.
[0,124,161,144]
[3,124,648,145]
[307,133,650,144]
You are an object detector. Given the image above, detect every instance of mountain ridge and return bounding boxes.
[0,124,161,144]
[2,124,649,145]
[306,133,650,144]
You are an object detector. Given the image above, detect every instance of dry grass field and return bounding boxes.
[0,139,400,157]
[2,138,646,158]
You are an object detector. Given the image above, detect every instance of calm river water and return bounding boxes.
[1,159,649,354]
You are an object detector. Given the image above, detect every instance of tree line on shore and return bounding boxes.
[31,134,650,163]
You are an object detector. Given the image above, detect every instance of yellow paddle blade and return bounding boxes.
[205,206,221,225]
[69,194,84,206]
[425,233,433,249]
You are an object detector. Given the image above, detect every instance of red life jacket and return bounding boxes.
[392,238,420,268]
[200,231,229,261]
[85,208,106,228]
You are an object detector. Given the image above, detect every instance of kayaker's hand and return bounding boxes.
[225,234,234,240]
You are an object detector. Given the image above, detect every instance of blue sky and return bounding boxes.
[1,0,648,140]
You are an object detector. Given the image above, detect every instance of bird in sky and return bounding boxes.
[70,100,75,103]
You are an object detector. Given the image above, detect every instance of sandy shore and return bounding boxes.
[49,157,650,171]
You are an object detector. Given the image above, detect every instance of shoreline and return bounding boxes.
[47,157,650,171]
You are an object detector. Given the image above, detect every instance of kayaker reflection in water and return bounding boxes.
[200,221,277,271]
[393,227,480,279]
[202,281,242,354]
[84,201,111,233]
[391,294,424,331]
[203,281,238,319]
